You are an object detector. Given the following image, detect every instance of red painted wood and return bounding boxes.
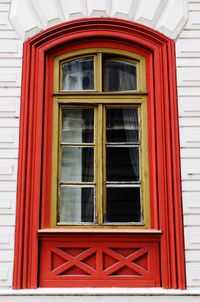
[168,41,186,289]
[13,18,186,289]
[39,234,161,287]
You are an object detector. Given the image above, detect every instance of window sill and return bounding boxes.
[38,228,162,234]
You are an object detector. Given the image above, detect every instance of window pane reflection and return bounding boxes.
[62,57,94,90]
[61,147,94,182]
[60,186,94,223]
[104,58,136,91]
[62,109,94,143]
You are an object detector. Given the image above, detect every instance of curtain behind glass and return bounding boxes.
[104,58,136,92]
[123,109,139,178]
[59,108,95,224]
[105,108,141,222]
[106,108,139,181]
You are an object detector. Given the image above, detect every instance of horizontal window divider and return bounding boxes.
[54,91,148,96]
[106,128,139,131]
[58,90,98,94]
[106,181,140,184]
[57,100,144,105]
[106,183,140,187]
[60,182,95,186]
[61,143,95,146]
[103,222,144,226]
[62,129,94,131]
[61,105,96,109]
[106,144,139,147]
[56,222,98,226]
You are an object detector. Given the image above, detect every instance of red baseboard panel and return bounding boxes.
[39,234,161,288]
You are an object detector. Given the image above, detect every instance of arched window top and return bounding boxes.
[54,49,146,93]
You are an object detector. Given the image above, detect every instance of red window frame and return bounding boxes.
[13,18,186,289]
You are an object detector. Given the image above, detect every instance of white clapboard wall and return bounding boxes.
[0,0,200,295]
[0,0,21,288]
[177,0,200,288]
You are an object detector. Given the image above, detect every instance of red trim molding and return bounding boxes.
[13,18,186,289]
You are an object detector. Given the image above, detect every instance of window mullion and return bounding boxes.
[96,104,104,225]
[57,106,63,224]
[97,53,102,92]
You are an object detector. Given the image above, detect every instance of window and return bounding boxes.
[58,105,142,225]
[13,18,186,289]
[51,51,149,228]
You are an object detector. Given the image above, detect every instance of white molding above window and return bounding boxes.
[9,0,188,41]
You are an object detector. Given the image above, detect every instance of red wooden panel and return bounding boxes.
[39,234,160,287]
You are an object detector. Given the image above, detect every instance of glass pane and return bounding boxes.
[62,57,94,90]
[61,147,94,182]
[106,147,139,181]
[104,58,136,91]
[105,187,141,223]
[62,109,94,143]
[59,186,94,223]
[106,108,139,143]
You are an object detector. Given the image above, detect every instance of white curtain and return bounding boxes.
[105,59,136,91]
[123,109,139,179]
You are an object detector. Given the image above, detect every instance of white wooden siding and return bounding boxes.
[177,0,200,288]
[0,0,21,288]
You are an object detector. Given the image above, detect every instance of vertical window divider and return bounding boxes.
[140,101,150,227]
[97,53,102,92]
[51,97,59,227]
[97,104,103,225]
[138,105,143,224]
[102,105,106,224]
[57,106,63,224]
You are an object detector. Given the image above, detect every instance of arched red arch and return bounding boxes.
[13,18,186,289]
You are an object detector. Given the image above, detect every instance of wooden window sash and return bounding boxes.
[54,101,149,227]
